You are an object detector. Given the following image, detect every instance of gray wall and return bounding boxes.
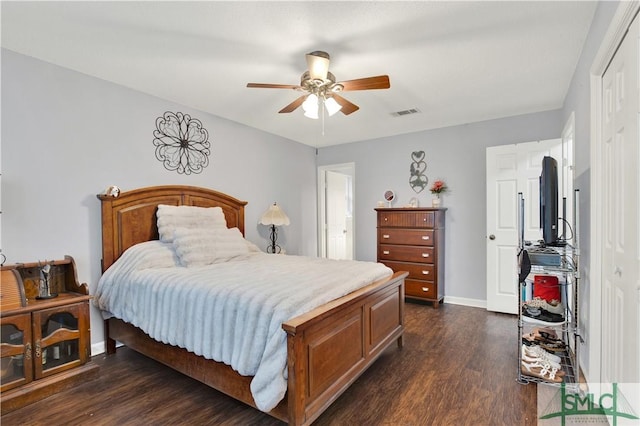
[317,110,562,304]
[1,49,317,353]
[560,0,619,380]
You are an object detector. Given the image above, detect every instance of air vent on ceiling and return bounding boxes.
[391,108,421,117]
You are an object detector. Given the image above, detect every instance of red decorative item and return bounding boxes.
[429,179,448,194]
[534,275,560,302]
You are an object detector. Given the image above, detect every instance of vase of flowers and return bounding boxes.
[430,179,448,207]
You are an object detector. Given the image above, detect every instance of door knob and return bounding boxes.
[489,234,496,240]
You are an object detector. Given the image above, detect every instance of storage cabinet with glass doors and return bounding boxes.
[1,256,99,414]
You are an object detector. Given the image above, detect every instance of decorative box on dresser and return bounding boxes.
[0,256,99,414]
[375,208,446,308]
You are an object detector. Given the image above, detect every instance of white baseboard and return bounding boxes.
[91,342,106,356]
[443,296,487,309]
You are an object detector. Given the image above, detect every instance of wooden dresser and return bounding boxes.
[376,208,446,308]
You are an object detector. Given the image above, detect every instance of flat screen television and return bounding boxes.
[540,156,560,246]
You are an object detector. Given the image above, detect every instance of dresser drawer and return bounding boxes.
[378,211,434,228]
[381,261,435,281]
[378,229,434,246]
[379,245,434,263]
[405,279,437,299]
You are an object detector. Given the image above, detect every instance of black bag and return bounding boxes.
[518,249,531,284]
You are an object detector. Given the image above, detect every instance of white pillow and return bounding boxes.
[172,227,250,267]
[156,204,227,243]
[245,239,262,253]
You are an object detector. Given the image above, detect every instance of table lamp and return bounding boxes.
[259,202,290,253]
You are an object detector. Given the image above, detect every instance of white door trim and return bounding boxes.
[561,112,575,243]
[588,1,640,386]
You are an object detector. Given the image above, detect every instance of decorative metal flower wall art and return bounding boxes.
[153,111,211,174]
[409,150,428,193]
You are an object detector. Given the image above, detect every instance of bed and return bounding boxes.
[96,185,407,425]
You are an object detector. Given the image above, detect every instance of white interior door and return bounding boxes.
[326,170,349,260]
[318,163,354,260]
[486,139,564,313]
[600,13,639,390]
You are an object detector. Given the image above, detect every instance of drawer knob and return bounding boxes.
[383,234,390,239]
[422,236,430,240]
[384,217,388,222]
[422,253,429,258]
[383,250,390,255]
[421,287,430,292]
[422,270,430,275]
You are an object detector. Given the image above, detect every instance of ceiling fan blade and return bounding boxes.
[339,75,390,91]
[278,95,307,113]
[247,83,301,90]
[306,51,330,81]
[331,94,360,115]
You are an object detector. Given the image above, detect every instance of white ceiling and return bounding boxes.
[1,1,597,148]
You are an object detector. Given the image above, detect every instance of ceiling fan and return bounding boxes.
[246,51,390,118]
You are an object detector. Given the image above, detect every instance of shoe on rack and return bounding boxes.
[522,344,563,370]
[523,342,562,363]
[522,332,566,352]
[532,326,559,340]
[522,305,565,326]
[523,329,564,345]
[538,340,566,353]
[521,359,564,383]
[523,297,564,315]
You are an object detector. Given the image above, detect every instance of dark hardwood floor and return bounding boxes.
[2,302,537,425]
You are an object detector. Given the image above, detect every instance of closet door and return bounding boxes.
[600,13,639,388]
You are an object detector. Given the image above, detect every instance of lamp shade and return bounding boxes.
[302,94,319,119]
[324,96,342,116]
[304,108,319,120]
[306,51,330,81]
[259,202,290,226]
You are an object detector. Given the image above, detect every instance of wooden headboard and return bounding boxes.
[97,185,247,272]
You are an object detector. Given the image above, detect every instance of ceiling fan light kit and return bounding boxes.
[247,50,390,119]
[302,93,342,120]
[324,97,342,116]
[303,94,320,119]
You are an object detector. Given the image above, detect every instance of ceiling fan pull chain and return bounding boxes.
[321,100,326,136]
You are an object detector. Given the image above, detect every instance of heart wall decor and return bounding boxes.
[409,151,428,193]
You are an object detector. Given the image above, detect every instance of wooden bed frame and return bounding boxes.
[97,185,407,426]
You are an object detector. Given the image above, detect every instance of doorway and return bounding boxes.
[485,138,568,313]
[318,163,355,260]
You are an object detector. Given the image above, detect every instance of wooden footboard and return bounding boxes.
[106,271,406,425]
[283,271,406,425]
